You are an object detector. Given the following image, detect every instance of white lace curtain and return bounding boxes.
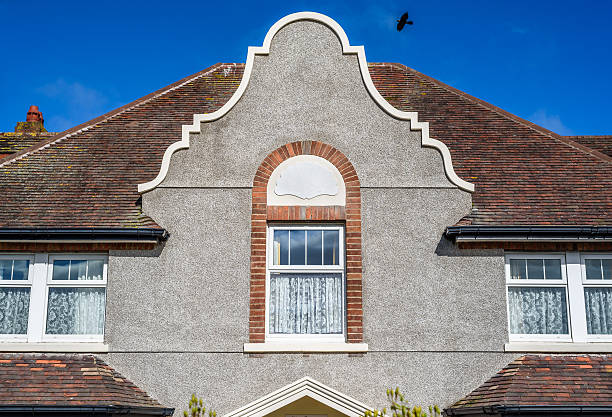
[584,288,612,335]
[269,273,342,334]
[45,288,105,335]
[0,288,30,334]
[508,287,569,334]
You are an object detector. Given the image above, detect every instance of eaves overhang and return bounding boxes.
[445,226,612,242]
[0,405,174,416]
[444,405,612,417]
[0,228,169,243]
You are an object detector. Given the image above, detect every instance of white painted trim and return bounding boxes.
[223,377,372,417]
[0,342,109,353]
[505,342,612,353]
[243,342,368,353]
[137,12,474,193]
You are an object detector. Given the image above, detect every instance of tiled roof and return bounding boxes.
[565,135,612,157]
[369,63,612,226]
[0,63,610,229]
[0,132,55,155]
[0,63,239,228]
[446,355,612,413]
[0,353,172,414]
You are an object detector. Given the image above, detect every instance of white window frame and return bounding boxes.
[505,253,571,342]
[505,252,612,344]
[0,254,36,342]
[0,253,108,344]
[580,253,612,342]
[265,224,345,344]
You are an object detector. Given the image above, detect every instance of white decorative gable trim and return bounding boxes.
[138,12,475,193]
[222,377,372,417]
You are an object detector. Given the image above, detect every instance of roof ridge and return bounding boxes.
[0,62,229,168]
[380,62,612,165]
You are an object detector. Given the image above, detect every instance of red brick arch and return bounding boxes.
[250,140,363,343]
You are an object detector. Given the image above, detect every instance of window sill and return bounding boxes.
[0,342,109,353]
[505,342,612,353]
[243,342,368,353]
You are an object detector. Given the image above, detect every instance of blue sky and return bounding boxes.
[1,0,610,135]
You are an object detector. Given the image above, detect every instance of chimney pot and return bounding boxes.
[26,105,43,123]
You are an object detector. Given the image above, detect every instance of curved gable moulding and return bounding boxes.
[137,11,475,193]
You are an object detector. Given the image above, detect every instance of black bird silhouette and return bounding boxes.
[396,12,413,31]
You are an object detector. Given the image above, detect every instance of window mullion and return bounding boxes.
[27,253,48,343]
[566,251,587,342]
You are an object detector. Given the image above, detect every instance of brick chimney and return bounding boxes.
[15,105,47,133]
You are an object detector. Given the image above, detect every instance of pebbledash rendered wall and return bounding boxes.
[104,19,517,415]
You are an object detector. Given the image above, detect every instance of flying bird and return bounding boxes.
[396,12,414,31]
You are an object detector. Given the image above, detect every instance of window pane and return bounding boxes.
[0,287,30,334]
[87,260,104,280]
[585,259,602,280]
[0,260,12,280]
[526,259,544,279]
[289,230,305,265]
[323,230,340,265]
[507,287,569,335]
[584,288,612,335]
[604,260,612,280]
[12,260,29,281]
[544,259,562,280]
[510,259,527,280]
[306,230,322,265]
[70,260,87,280]
[269,273,342,334]
[46,288,105,335]
[273,230,289,265]
[52,260,70,280]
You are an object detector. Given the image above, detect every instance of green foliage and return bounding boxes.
[183,394,217,417]
[363,387,441,417]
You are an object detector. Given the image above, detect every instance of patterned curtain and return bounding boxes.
[0,288,30,334]
[269,273,342,334]
[584,288,612,335]
[46,288,105,335]
[508,287,569,334]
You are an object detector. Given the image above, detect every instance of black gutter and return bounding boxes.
[0,228,169,242]
[444,405,612,416]
[0,405,174,416]
[445,226,612,241]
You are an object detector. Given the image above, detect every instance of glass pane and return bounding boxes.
[526,259,544,279]
[0,260,12,280]
[324,230,340,266]
[604,260,612,280]
[0,287,30,334]
[507,287,569,335]
[289,230,305,265]
[306,230,322,265]
[585,259,602,280]
[509,259,527,280]
[52,260,70,280]
[12,260,29,281]
[46,288,105,335]
[70,260,87,280]
[269,272,343,334]
[544,259,562,280]
[584,287,612,335]
[273,230,289,265]
[87,260,104,280]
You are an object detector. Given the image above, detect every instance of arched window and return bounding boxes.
[247,141,365,351]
